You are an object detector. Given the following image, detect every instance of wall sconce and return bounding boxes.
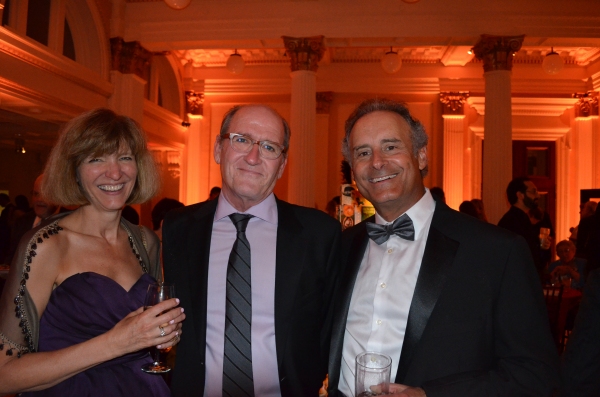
[381,47,402,74]
[226,50,245,74]
[15,135,26,154]
[164,0,191,10]
[167,151,181,179]
[542,47,564,75]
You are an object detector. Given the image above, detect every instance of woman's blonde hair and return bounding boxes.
[42,108,160,206]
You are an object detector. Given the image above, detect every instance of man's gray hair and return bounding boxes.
[342,98,429,177]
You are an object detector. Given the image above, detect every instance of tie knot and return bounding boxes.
[229,213,253,233]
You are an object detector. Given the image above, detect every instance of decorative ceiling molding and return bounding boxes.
[0,30,112,97]
[172,45,600,69]
[468,96,578,116]
[204,79,292,95]
[469,126,570,140]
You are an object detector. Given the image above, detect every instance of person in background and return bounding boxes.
[328,98,558,397]
[163,104,341,397]
[429,186,445,203]
[548,240,586,290]
[14,195,30,216]
[0,108,184,396]
[0,194,13,263]
[121,204,140,225]
[458,200,478,218]
[576,201,598,259]
[208,186,221,200]
[6,175,59,266]
[560,268,600,397]
[326,196,341,219]
[151,198,184,242]
[470,198,488,222]
[498,176,548,281]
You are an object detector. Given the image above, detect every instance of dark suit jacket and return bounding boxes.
[329,201,559,396]
[561,269,600,397]
[163,197,341,397]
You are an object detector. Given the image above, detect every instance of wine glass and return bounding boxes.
[141,282,176,374]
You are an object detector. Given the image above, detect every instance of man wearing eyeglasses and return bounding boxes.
[163,104,341,397]
[498,176,546,279]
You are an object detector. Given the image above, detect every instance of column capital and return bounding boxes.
[439,92,470,115]
[109,37,152,81]
[316,91,334,114]
[472,34,524,72]
[282,36,325,72]
[572,91,599,117]
[185,91,204,116]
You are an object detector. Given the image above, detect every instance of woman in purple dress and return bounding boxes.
[0,109,185,396]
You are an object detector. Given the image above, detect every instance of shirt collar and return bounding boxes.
[214,193,278,225]
[374,188,436,240]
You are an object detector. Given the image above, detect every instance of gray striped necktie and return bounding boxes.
[223,213,255,397]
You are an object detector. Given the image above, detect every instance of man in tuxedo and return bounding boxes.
[163,104,341,397]
[328,98,559,396]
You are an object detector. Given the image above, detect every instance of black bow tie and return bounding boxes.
[366,214,415,244]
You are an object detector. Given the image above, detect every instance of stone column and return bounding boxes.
[282,36,325,207]
[108,37,152,123]
[182,89,205,205]
[316,92,333,211]
[572,91,599,190]
[473,34,524,224]
[440,92,469,210]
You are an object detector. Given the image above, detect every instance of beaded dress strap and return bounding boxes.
[1,221,63,358]
[1,220,146,358]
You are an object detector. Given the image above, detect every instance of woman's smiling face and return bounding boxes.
[77,148,138,212]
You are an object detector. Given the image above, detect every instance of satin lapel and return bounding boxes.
[395,219,459,383]
[274,200,305,370]
[187,201,217,351]
[329,222,369,387]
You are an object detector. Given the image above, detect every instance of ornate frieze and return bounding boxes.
[572,91,599,117]
[110,37,152,81]
[281,36,325,72]
[472,35,524,72]
[316,91,333,114]
[185,91,204,116]
[439,92,470,115]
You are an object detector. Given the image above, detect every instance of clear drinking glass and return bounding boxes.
[141,282,176,374]
[355,351,392,396]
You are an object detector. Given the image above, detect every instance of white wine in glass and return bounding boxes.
[141,282,176,374]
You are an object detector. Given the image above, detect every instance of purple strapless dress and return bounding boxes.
[22,272,171,397]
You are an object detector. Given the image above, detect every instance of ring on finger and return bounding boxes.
[159,326,166,337]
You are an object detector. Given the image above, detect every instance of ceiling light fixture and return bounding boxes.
[542,47,564,75]
[381,47,402,74]
[164,0,191,10]
[226,50,245,74]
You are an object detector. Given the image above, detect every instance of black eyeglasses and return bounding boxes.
[223,133,286,160]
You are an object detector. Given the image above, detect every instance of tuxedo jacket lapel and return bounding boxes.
[274,200,306,370]
[187,200,217,356]
[395,208,459,383]
[329,221,369,390]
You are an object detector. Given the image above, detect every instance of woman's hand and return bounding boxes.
[106,298,185,356]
